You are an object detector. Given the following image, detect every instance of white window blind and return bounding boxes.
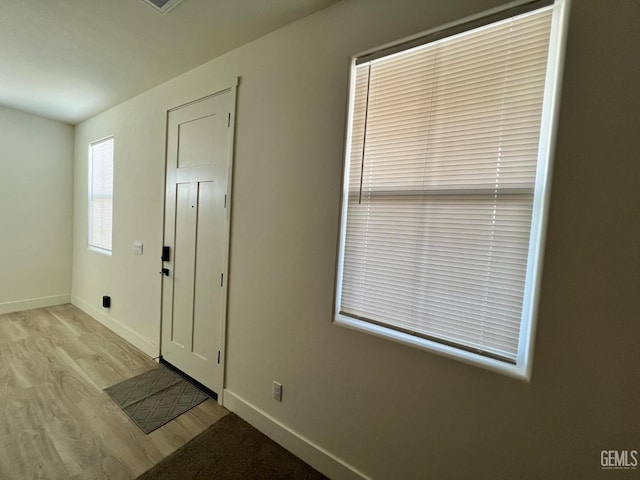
[336,1,567,377]
[89,137,114,253]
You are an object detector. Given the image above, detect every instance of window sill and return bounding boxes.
[88,246,112,256]
[333,314,531,382]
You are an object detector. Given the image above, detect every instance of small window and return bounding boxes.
[335,0,568,379]
[89,137,114,254]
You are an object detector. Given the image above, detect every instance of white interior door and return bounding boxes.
[161,87,235,396]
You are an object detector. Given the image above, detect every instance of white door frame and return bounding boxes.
[160,78,238,405]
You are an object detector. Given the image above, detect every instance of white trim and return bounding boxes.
[71,295,158,358]
[334,0,569,381]
[223,390,371,480]
[335,315,527,380]
[333,60,357,326]
[0,295,71,315]
[88,245,113,256]
[518,0,570,380]
[217,77,239,406]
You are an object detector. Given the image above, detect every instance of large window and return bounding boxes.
[335,0,568,379]
[89,137,114,253]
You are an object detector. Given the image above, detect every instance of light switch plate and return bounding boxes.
[134,241,143,255]
[273,381,282,402]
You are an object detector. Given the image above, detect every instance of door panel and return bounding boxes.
[193,180,222,359]
[171,182,197,349]
[177,115,217,168]
[161,89,234,395]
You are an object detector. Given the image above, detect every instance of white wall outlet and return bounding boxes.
[272,381,282,402]
[134,241,143,255]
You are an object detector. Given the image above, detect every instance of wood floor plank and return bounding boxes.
[46,322,97,360]
[0,315,28,342]
[147,398,228,456]
[48,305,98,337]
[0,343,20,388]
[75,391,166,477]
[79,333,153,377]
[174,398,228,433]
[147,415,196,457]
[70,456,134,480]
[0,385,39,438]
[42,404,107,477]
[76,352,141,390]
[187,397,228,425]
[50,345,105,393]
[0,304,228,479]
[0,427,70,480]
[5,338,52,388]
[12,307,64,338]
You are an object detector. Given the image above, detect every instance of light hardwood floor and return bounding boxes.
[0,304,228,479]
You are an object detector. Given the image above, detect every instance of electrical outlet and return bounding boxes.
[272,381,282,402]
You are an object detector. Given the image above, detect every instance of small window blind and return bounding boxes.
[337,3,564,372]
[89,137,114,252]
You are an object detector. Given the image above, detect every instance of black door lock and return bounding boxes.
[159,268,170,276]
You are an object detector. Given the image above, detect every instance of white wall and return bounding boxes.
[0,106,73,314]
[72,105,167,355]
[72,0,640,479]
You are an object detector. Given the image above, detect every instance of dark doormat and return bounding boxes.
[104,365,208,434]
[136,413,329,480]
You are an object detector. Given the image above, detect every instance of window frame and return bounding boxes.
[333,0,570,380]
[88,136,115,255]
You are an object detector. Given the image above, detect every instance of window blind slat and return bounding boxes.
[339,7,554,363]
[89,137,114,252]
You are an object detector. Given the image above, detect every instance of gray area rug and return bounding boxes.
[136,413,328,480]
[104,365,208,434]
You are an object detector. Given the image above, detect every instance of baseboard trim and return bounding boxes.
[223,390,370,480]
[71,295,159,358]
[0,294,71,315]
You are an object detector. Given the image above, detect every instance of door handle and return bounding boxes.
[159,268,170,276]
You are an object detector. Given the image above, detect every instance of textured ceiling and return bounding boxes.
[0,0,340,124]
